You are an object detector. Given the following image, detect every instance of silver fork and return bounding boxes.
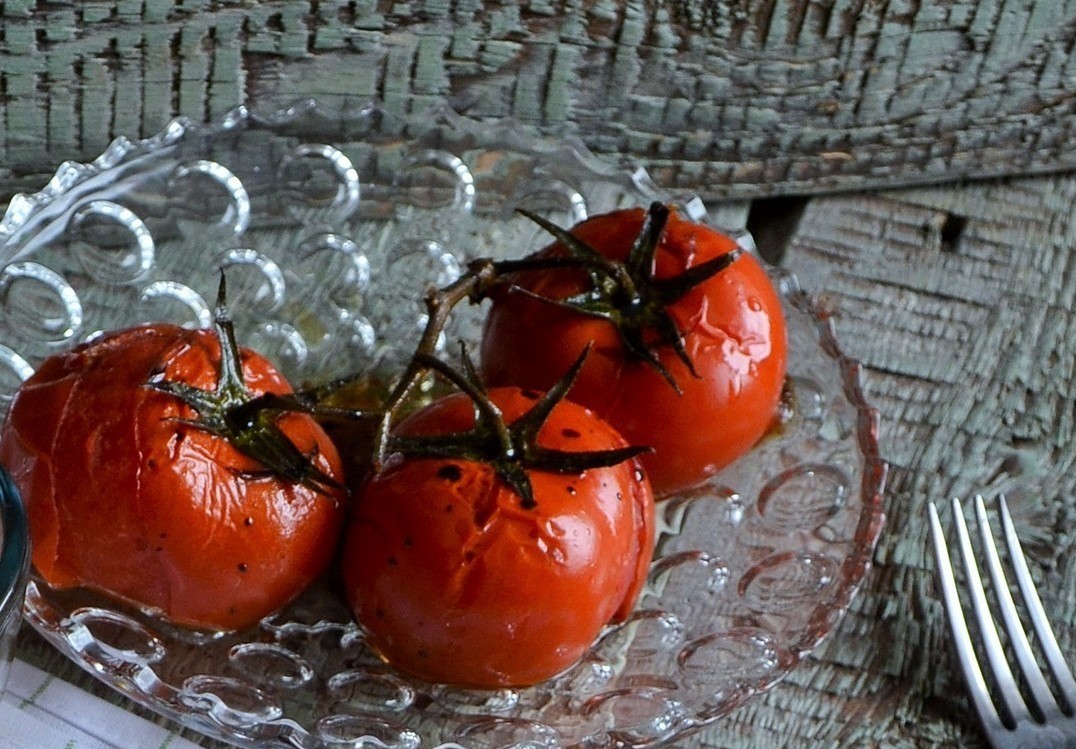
[928,495,1076,748]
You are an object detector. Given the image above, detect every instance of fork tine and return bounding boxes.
[950,496,1034,726]
[998,493,1076,714]
[973,494,1060,718]
[929,501,1008,737]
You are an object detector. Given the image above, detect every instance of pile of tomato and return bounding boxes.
[0,203,787,688]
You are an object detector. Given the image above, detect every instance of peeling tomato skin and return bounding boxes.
[480,207,789,495]
[0,324,347,632]
[341,387,656,688]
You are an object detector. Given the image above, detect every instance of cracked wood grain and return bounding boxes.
[1,0,1075,198]
[745,174,1076,749]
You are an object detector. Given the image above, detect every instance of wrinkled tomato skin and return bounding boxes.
[0,324,347,632]
[480,207,788,496]
[342,387,655,688]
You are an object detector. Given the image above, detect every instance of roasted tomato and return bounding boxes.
[0,322,347,631]
[342,385,655,688]
[480,203,788,495]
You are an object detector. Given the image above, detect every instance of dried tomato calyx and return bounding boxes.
[515,201,743,393]
[147,276,345,497]
[389,344,650,509]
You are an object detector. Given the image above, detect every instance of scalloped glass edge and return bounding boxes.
[1,99,682,263]
[2,100,888,748]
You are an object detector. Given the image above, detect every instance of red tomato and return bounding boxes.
[341,386,655,688]
[480,206,788,495]
[0,324,346,631]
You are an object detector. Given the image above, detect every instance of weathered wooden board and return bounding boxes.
[749,173,1076,749]
[2,0,1076,199]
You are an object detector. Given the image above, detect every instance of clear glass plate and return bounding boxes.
[0,101,886,749]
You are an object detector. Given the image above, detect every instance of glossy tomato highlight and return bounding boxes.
[342,386,655,688]
[480,205,788,495]
[0,324,347,631]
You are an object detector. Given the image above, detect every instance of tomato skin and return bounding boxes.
[480,207,788,495]
[0,324,347,631]
[341,387,655,688]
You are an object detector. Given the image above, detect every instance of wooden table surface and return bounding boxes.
[5,2,1076,748]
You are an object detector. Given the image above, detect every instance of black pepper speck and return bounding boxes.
[437,464,463,482]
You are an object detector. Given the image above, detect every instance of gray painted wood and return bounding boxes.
[2,1,1076,198]
[764,174,1076,749]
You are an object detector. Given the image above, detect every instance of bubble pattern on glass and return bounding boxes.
[4,115,883,749]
